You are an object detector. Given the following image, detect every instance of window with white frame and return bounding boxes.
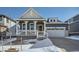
[29,23,34,30]
[23,23,25,30]
[6,18,9,23]
[0,17,2,21]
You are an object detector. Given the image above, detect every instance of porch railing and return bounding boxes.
[17,30,37,36]
[17,30,48,38]
[37,31,48,38]
[27,30,36,36]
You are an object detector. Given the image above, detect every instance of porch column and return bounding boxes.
[16,21,19,35]
[25,21,28,35]
[34,21,37,35]
[44,21,46,35]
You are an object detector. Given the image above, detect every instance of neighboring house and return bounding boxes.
[16,8,68,38]
[46,17,68,37]
[0,25,7,32]
[65,14,79,35]
[0,14,16,36]
[0,25,7,40]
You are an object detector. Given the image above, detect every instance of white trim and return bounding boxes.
[16,19,46,21]
[22,23,25,30]
[16,21,19,35]
[46,27,66,29]
[34,21,37,30]
[25,21,28,35]
[44,21,46,35]
[46,22,65,24]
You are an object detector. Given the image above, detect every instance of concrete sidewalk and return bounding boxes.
[49,37,79,52]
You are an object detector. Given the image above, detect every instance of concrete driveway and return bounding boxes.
[49,37,79,52]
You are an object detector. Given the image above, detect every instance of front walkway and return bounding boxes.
[49,37,79,52]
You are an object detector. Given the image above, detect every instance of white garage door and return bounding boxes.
[47,27,65,37]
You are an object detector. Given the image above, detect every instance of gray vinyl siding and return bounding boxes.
[66,15,79,24]
[0,20,4,25]
[0,16,4,25]
[66,14,79,35]
[73,15,79,21]
[70,21,79,32]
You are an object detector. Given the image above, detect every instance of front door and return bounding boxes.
[38,25,43,31]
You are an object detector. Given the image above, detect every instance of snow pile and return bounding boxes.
[31,38,53,48]
[25,46,62,52]
[66,36,79,40]
[25,38,64,52]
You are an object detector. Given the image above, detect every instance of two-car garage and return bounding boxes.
[46,27,66,37]
[46,18,68,37]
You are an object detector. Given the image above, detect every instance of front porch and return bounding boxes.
[16,20,47,38]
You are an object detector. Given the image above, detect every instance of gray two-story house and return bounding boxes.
[65,14,79,35]
[0,14,16,37]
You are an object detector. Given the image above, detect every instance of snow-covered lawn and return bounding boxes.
[0,38,17,45]
[66,36,79,40]
[0,44,33,52]
[0,38,66,52]
[25,46,64,52]
[0,44,64,52]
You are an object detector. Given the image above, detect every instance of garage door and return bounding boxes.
[47,27,65,37]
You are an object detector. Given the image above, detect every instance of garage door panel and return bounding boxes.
[55,30,65,37]
[47,27,65,37]
[47,30,55,37]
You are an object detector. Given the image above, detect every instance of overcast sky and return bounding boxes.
[0,7,79,22]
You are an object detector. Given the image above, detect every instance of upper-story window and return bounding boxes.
[50,19,52,22]
[6,18,9,23]
[53,19,55,22]
[0,17,2,21]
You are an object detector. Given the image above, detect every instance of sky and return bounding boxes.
[0,7,79,22]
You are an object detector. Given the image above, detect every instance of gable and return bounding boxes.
[19,8,44,19]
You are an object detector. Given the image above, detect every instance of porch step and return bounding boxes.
[37,37,46,40]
